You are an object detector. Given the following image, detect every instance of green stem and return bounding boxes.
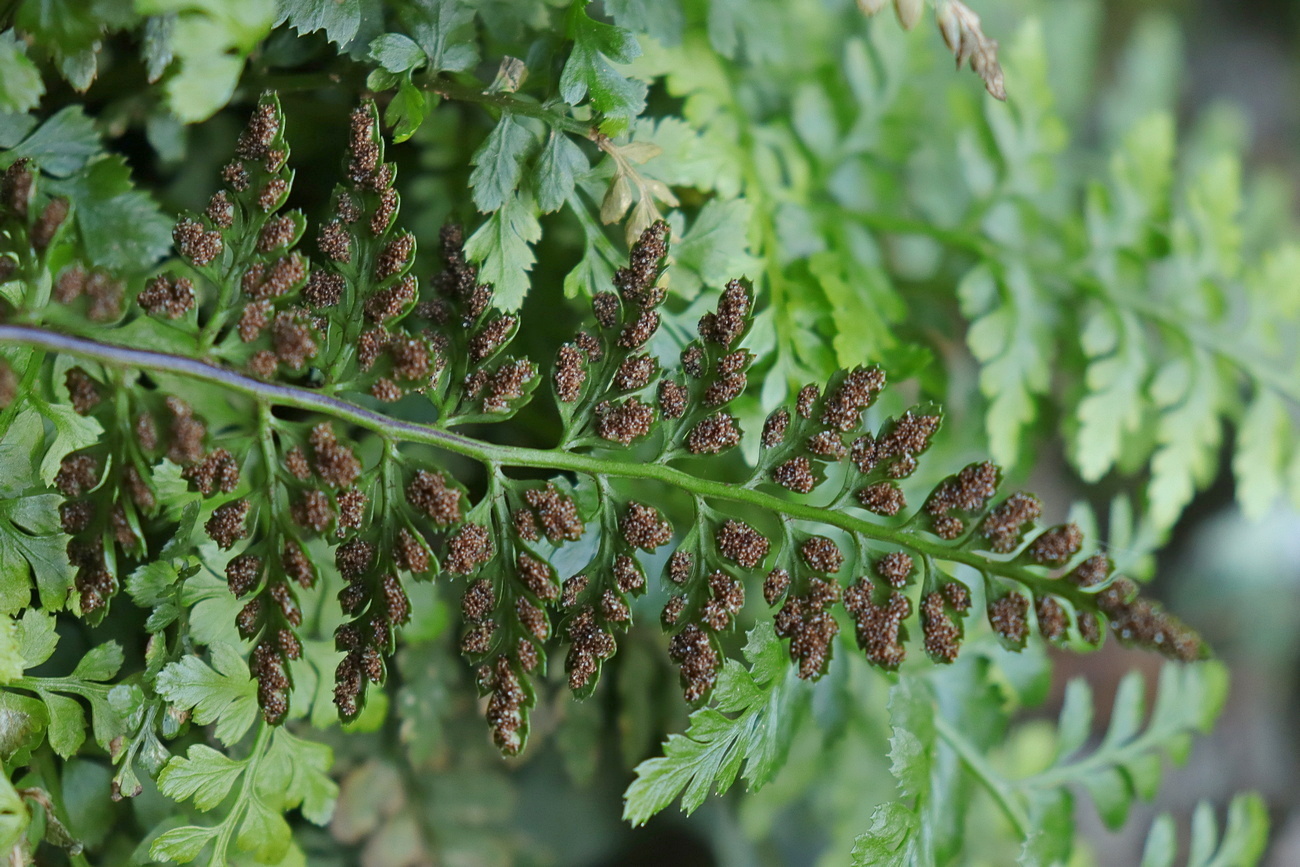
[212,724,272,858]
[933,715,1030,838]
[424,77,595,138]
[0,323,1087,603]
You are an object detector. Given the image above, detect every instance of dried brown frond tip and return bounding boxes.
[774,577,840,679]
[715,520,770,569]
[669,623,720,702]
[1027,523,1083,566]
[936,0,1006,101]
[621,502,672,550]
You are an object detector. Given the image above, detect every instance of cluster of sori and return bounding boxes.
[747,372,1204,681]
[52,385,201,616]
[857,0,1006,99]
[153,93,536,421]
[13,95,1205,755]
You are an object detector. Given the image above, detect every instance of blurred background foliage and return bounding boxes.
[2,0,1299,864]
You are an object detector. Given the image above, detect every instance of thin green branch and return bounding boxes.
[932,714,1030,838]
[0,323,1088,605]
[424,77,595,138]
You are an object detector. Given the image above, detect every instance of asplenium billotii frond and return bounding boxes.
[0,95,1207,764]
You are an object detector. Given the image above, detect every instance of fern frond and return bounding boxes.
[2,94,1208,762]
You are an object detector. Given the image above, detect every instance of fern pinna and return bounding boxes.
[1,94,1209,855]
